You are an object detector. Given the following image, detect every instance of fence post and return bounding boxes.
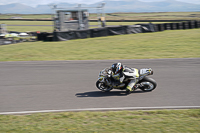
[164,23,171,30]
[153,24,159,32]
[182,22,189,29]
[170,23,177,30]
[159,24,165,31]
[177,22,183,29]
[188,21,195,29]
[195,20,200,28]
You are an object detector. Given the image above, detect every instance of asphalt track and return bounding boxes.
[0,58,200,114]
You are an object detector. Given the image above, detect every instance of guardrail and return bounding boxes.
[1,20,200,44]
[36,20,200,41]
[154,20,200,31]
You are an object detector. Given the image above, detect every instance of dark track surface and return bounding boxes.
[0,58,200,113]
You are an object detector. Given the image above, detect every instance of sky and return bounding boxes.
[0,0,200,7]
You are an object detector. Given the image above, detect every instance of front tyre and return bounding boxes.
[96,81,112,92]
[139,77,157,92]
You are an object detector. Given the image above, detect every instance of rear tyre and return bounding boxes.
[96,81,112,92]
[139,77,157,92]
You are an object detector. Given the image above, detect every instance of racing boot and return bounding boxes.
[126,79,136,94]
[126,86,133,94]
[133,84,139,91]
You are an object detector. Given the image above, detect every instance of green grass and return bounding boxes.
[0,20,52,25]
[0,21,54,32]
[0,109,199,133]
[0,14,52,19]
[1,12,200,20]
[0,29,200,61]
[91,12,200,20]
[6,26,53,32]
[0,13,200,133]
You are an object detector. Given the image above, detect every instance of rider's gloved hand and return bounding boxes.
[107,70,112,77]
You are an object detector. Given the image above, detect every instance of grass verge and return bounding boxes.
[0,29,200,61]
[1,12,200,20]
[0,109,199,133]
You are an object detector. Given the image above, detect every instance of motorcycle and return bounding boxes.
[96,67,157,92]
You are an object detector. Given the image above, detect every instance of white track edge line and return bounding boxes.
[0,106,200,115]
[0,58,199,63]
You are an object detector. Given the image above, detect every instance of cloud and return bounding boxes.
[138,0,200,4]
[177,0,200,4]
[0,0,105,7]
[0,0,199,7]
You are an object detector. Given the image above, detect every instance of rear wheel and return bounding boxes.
[139,77,157,92]
[96,81,113,92]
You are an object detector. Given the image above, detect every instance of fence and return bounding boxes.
[1,20,199,45]
[21,20,200,42]
[154,20,200,31]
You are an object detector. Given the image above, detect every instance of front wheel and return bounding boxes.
[96,81,112,92]
[139,77,157,92]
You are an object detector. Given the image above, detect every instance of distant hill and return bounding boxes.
[102,0,200,12]
[0,3,37,14]
[0,0,199,14]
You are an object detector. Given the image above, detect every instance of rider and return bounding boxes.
[110,62,139,93]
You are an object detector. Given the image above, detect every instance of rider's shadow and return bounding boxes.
[75,90,144,97]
